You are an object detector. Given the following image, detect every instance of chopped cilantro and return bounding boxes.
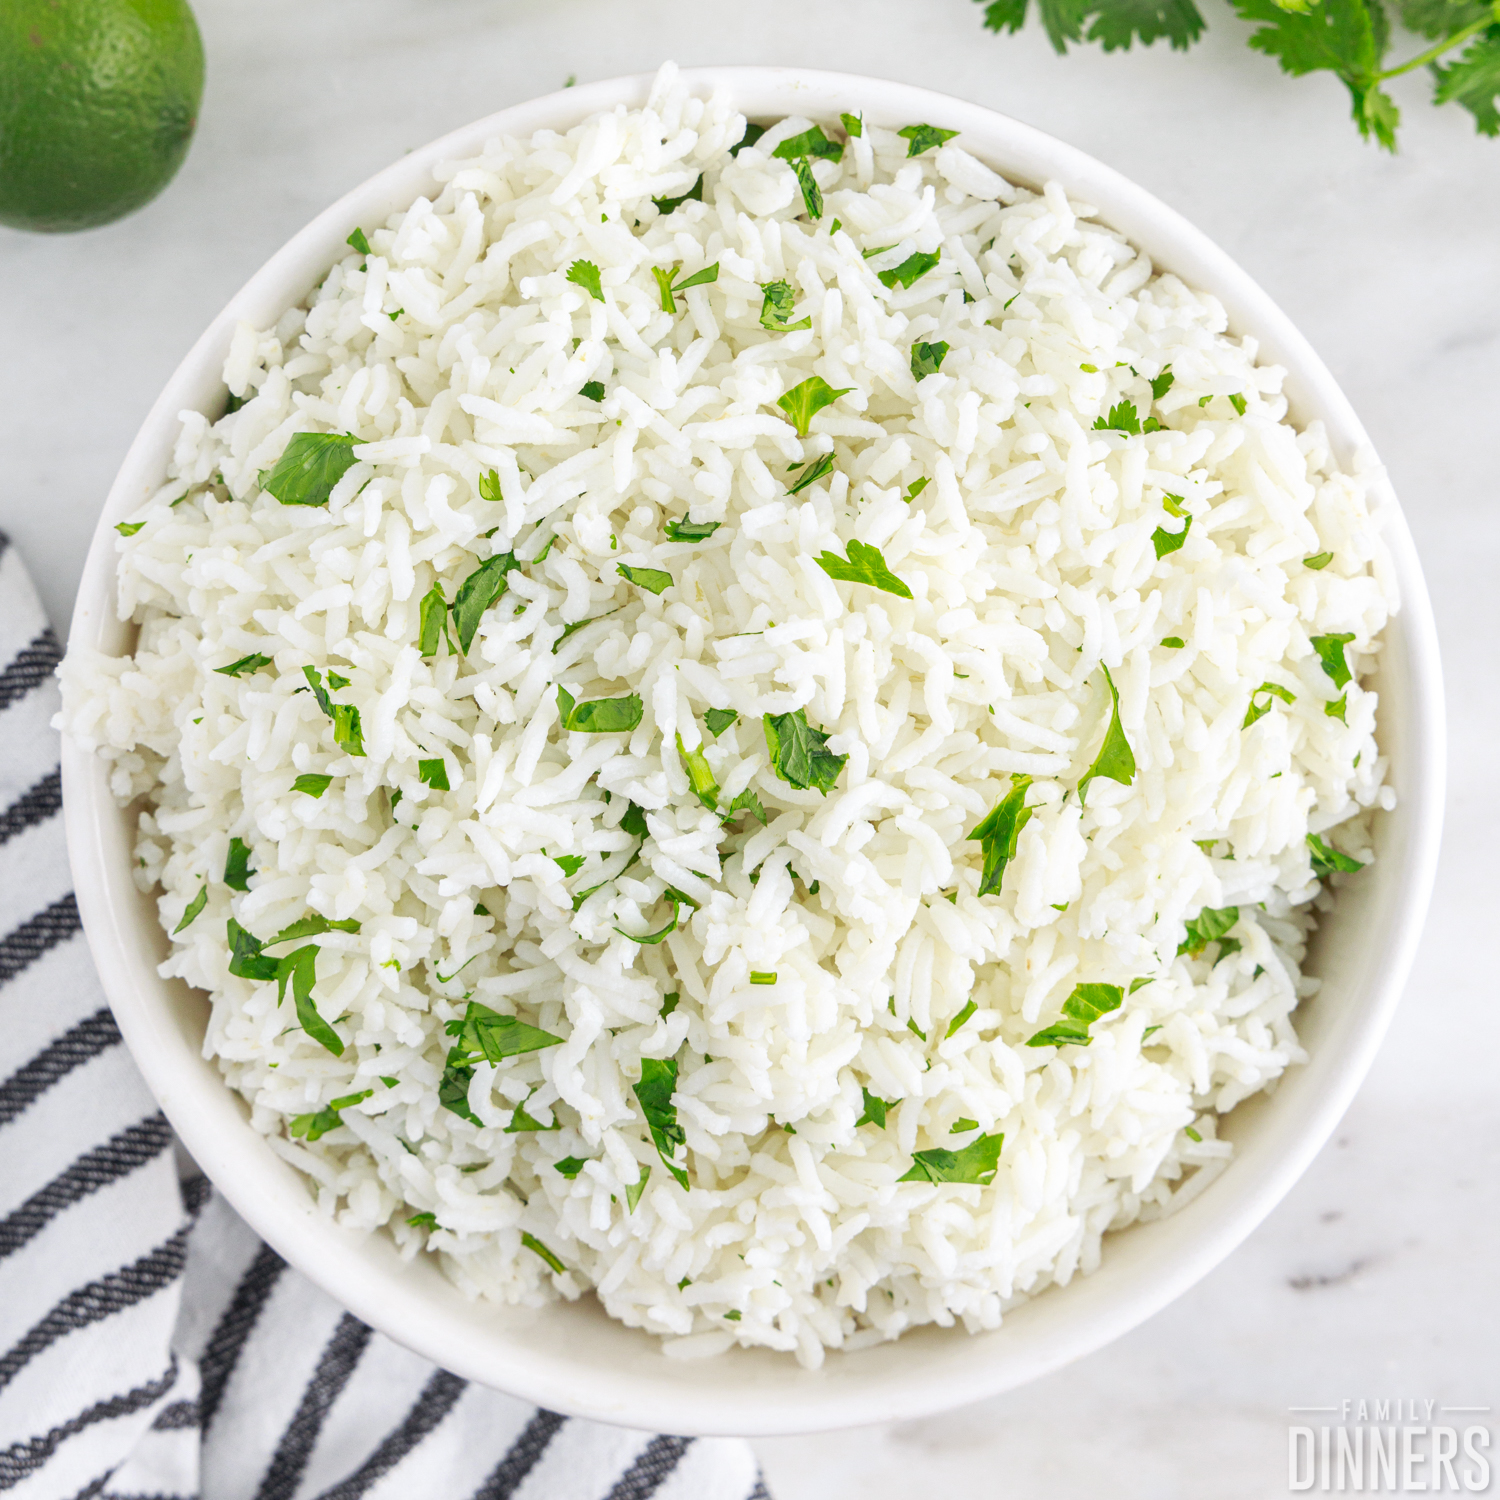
[1160,636,1186,648]
[1177,905,1240,958]
[615,892,686,945]
[1310,632,1356,688]
[788,453,835,495]
[522,1233,566,1274]
[759,278,812,332]
[946,999,979,1037]
[724,787,767,825]
[1078,665,1136,804]
[1026,982,1124,1047]
[417,758,449,791]
[899,1132,1004,1184]
[1185,1125,1203,1142]
[290,1089,373,1142]
[652,261,719,313]
[763,708,847,794]
[1304,551,1333,570]
[857,1087,895,1128]
[1326,693,1348,724]
[551,854,585,878]
[555,1156,588,1179]
[634,1057,689,1188]
[224,837,254,892]
[617,562,672,595]
[265,914,360,945]
[840,111,863,137]
[444,1000,564,1068]
[968,773,1034,897]
[1228,393,1247,415]
[1094,400,1142,434]
[581,381,606,401]
[1150,366,1175,400]
[911,340,949,380]
[552,606,621,654]
[451,552,521,654]
[505,1100,559,1133]
[1130,976,1155,993]
[730,121,766,155]
[620,800,649,838]
[173,880,208,935]
[1152,499,1193,558]
[346,227,371,257]
[406,1211,437,1229]
[951,1117,979,1133]
[771,125,844,162]
[216,653,273,678]
[704,707,739,738]
[749,971,778,985]
[1143,1023,1163,1039]
[664,517,721,543]
[877,251,941,290]
[275,944,344,1056]
[566,260,604,300]
[661,992,680,1017]
[1243,680,1297,728]
[1307,831,1365,876]
[676,732,719,811]
[814,537,913,598]
[418,583,449,658]
[905,477,930,502]
[652,176,704,214]
[478,469,503,502]
[898,123,960,156]
[724,1309,742,1321]
[790,157,823,218]
[625,1165,652,1212]
[776,374,854,435]
[226,918,279,981]
[263,432,360,506]
[555,685,644,734]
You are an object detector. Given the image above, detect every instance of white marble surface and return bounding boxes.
[5,1,1495,1493]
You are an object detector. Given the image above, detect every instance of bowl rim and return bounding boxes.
[61,64,1446,1436]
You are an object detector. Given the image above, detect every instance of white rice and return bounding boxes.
[59,63,1397,1369]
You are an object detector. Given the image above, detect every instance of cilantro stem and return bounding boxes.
[1377,16,1493,78]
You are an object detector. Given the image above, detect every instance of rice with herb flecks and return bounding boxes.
[59,62,1396,1368]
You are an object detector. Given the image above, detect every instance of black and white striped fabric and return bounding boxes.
[0,533,769,1500]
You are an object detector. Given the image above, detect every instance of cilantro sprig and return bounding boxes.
[814,538,913,598]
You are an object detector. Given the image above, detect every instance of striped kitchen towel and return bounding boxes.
[0,532,769,1500]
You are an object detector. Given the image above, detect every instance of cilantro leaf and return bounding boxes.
[262,432,361,507]
[1432,27,1500,136]
[1026,982,1124,1047]
[552,853,585,878]
[665,517,721,543]
[1230,0,1400,149]
[634,1057,689,1188]
[899,1131,1004,1184]
[791,157,823,219]
[554,1156,589,1179]
[1152,509,1193,557]
[704,708,739,737]
[626,1165,652,1211]
[1178,904,1240,957]
[331,703,364,757]
[418,583,449,657]
[227,918,279,981]
[1308,830,1366,876]
[776,375,853,436]
[759,279,812,332]
[877,251,941,290]
[438,1061,480,1124]
[444,1000,564,1065]
[856,1087,894,1128]
[581,381,605,402]
[289,1089,372,1142]
[772,125,845,162]
[730,122,766,155]
[173,880,208,934]
[676,732,719,811]
[905,477,930,502]
[224,837,254,892]
[451,553,521,654]
[1150,365,1176,399]
[617,562,672,595]
[275,944,344,1055]
[522,1233,566,1274]
[266,914,360,946]
[620,801,649,839]
[763,709,847,795]
[115,521,146,536]
[216,653,273,677]
[911,340,950,380]
[566,259,605,301]
[556,686,643,734]
[968,774,1034,897]
[898,123,960,156]
[551,607,620,653]
[1161,636,1185,648]
[418,757,449,791]
[1243,680,1297,728]
[947,999,979,1037]
[814,538,913,598]
[478,469,503,502]
[841,111,864,137]
[346,227,371,257]
[1095,399,1142,434]
[652,261,719,313]
[1310,631,1356,688]
[725,787,767,825]
[1304,551,1333,569]
[1078,665,1136,804]
[652,177,704,214]
[788,453,835,495]
[1326,693,1348,724]
[406,1211,437,1229]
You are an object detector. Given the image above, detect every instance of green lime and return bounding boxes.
[0,0,204,233]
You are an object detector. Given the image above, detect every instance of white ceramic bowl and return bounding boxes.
[62,66,1445,1437]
